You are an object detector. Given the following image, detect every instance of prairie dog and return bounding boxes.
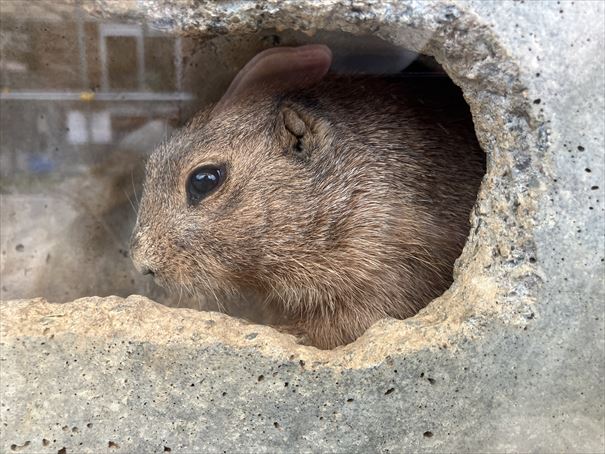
[130,45,485,349]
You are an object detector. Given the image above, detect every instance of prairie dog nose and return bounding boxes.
[129,232,154,276]
[131,252,157,278]
[140,266,155,277]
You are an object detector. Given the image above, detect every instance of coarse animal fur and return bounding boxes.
[130,45,485,349]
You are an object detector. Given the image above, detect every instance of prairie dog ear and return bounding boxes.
[213,45,332,113]
[278,106,321,162]
[282,107,307,138]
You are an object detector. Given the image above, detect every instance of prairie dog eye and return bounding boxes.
[187,166,224,205]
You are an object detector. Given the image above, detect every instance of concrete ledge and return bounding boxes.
[1,294,602,453]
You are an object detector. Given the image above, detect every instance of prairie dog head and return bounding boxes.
[130,45,342,301]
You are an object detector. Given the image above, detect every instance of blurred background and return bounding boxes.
[1,1,202,310]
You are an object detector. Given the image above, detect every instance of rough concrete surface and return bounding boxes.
[1,1,604,453]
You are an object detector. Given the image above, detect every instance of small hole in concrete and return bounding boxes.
[257,375,265,382]
[86,423,93,428]
[108,441,120,449]
[57,448,67,454]
[423,431,434,438]
[385,388,395,395]
[164,447,171,452]
[42,439,50,447]
[10,441,30,452]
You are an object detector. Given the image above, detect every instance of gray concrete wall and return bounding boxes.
[1,1,604,452]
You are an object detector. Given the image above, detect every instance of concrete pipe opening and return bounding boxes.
[1,3,542,356]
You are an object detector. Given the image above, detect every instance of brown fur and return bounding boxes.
[130,73,485,349]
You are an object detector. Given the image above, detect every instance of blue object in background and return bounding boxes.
[28,155,54,173]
